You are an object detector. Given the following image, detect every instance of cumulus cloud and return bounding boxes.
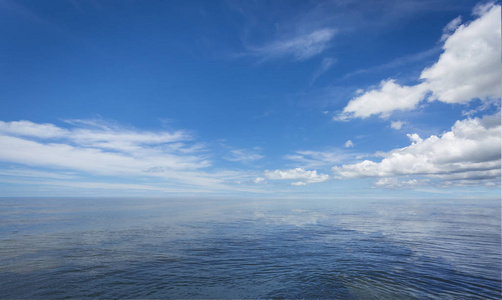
[407,133,423,144]
[248,28,336,61]
[345,140,354,148]
[333,113,501,186]
[336,80,429,120]
[421,3,501,104]
[336,4,501,120]
[265,167,329,185]
[253,177,265,184]
[391,121,405,130]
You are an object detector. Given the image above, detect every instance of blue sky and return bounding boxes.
[0,0,500,198]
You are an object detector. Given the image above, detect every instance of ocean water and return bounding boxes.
[0,197,500,299]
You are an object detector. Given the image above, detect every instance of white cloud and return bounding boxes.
[336,80,429,119]
[0,119,191,153]
[0,177,170,192]
[333,113,501,186]
[265,167,329,185]
[0,134,232,189]
[284,149,350,169]
[66,119,191,153]
[472,1,498,18]
[407,133,423,144]
[311,57,335,84]
[0,120,68,138]
[374,177,429,189]
[421,4,501,104]
[343,47,441,80]
[336,4,501,120]
[0,120,281,194]
[253,177,265,184]
[345,140,354,148]
[0,168,77,180]
[291,181,307,186]
[440,16,462,42]
[0,120,250,190]
[391,121,405,130]
[225,148,264,163]
[248,28,336,61]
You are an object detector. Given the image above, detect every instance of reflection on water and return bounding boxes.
[0,197,500,299]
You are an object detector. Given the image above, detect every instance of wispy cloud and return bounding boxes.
[285,149,353,169]
[0,119,206,173]
[0,120,69,138]
[440,15,462,42]
[245,28,336,62]
[0,119,266,192]
[233,0,458,64]
[2,178,169,192]
[0,168,77,180]
[311,57,336,84]
[342,47,441,80]
[0,0,52,26]
[224,147,264,163]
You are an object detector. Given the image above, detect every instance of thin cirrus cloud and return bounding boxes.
[440,15,462,42]
[0,120,69,139]
[284,149,351,169]
[0,119,192,151]
[336,3,501,120]
[0,119,247,190]
[246,28,336,62]
[224,147,264,163]
[311,57,336,84]
[333,112,501,186]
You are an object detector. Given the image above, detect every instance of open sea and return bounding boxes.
[0,197,500,299]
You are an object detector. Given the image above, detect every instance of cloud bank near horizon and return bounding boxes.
[333,113,501,187]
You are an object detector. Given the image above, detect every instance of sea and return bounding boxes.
[0,197,500,299]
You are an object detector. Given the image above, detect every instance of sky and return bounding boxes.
[0,0,500,198]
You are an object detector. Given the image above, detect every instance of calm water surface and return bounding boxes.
[0,197,500,299]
